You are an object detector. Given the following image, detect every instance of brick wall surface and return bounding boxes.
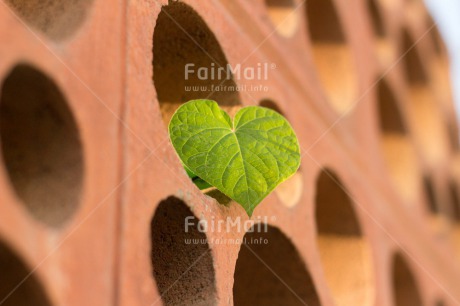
[0,0,459,305]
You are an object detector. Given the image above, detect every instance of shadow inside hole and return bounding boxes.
[0,241,52,306]
[234,225,321,306]
[450,180,460,221]
[378,79,419,200]
[402,29,449,162]
[306,0,357,111]
[447,121,460,152]
[391,253,423,306]
[423,176,438,214]
[0,64,84,228]
[368,0,385,38]
[403,30,428,85]
[378,80,406,134]
[151,196,217,306]
[368,0,392,61]
[260,99,285,115]
[5,0,93,41]
[315,169,374,306]
[204,188,232,206]
[423,176,451,236]
[449,180,460,257]
[153,1,241,128]
[307,0,344,43]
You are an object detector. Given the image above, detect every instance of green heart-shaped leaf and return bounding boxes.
[168,99,300,216]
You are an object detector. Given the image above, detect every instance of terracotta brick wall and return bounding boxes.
[0,0,459,305]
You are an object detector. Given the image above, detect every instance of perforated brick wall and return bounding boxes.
[0,0,459,305]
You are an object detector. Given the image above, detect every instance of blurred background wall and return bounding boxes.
[427,0,460,122]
